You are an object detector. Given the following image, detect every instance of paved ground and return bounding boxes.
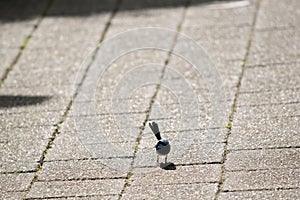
[0,0,299,199]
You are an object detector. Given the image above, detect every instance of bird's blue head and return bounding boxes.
[160,138,169,145]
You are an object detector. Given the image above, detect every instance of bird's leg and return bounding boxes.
[165,155,168,163]
[157,155,159,165]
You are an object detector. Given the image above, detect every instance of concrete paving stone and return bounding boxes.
[241,63,300,92]
[247,29,299,66]
[238,88,300,106]
[158,63,233,123]
[94,60,167,102]
[44,118,91,161]
[0,145,44,172]
[229,116,300,150]
[167,42,244,78]
[256,0,300,30]
[219,189,300,200]
[45,141,92,162]
[0,22,34,49]
[2,134,47,163]
[73,124,141,144]
[151,95,210,115]
[225,148,300,171]
[91,50,169,104]
[223,168,300,191]
[73,96,153,112]
[155,91,230,125]
[234,102,300,120]
[97,92,156,115]
[72,96,153,118]
[52,195,119,200]
[2,49,88,92]
[165,53,240,105]
[158,80,211,105]
[169,142,224,164]
[72,112,146,131]
[155,86,233,122]
[0,191,25,200]
[122,182,218,200]
[26,179,125,199]
[166,128,227,144]
[198,38,248,63]
[182,24,251,42]
[0,110,59,129]
[94,85,156,112]
[27,18,107,50]
[146,114,206,134]
[66,113,141,144]
[202,128,227,143]
[0,172,34,192]
[84,142,135,158]
[39,159,127,181]
[185,0,256,28]
[45,117,136,161]
[0,160,38,174]
[131,164,221,185]
[0,48,20,77]
[0,125,56,172]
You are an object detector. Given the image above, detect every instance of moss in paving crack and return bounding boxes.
[134,145,139,152]
[20,36,30,50]
[225,122,232,130]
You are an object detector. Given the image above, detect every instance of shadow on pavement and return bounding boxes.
[0,0,232,22]
[160,162,176,170]
[0,95,51,108]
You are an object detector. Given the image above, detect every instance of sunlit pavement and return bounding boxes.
[0,0,299,199]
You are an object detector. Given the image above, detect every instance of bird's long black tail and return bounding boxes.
[155,132,162,140]
[149,122,162,140]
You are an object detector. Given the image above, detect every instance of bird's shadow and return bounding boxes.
[159,162,176,170]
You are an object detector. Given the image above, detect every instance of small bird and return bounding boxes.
[149,121,171,164]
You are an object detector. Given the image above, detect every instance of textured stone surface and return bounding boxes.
[39,159,127,181]
[229,116,299,150]
[122,183,218,200]
[1,0,300,199]
[248,29,299,65]
[226,148,300,171]
[131,164,221,185]
[219,189,300,200]
[0,172,35,192]
[0,191,25,200]
[27,179,125,199]
[238,89,300,106]
[223,168,300,191]
[241,64,300,92]
[255,0,299,30]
